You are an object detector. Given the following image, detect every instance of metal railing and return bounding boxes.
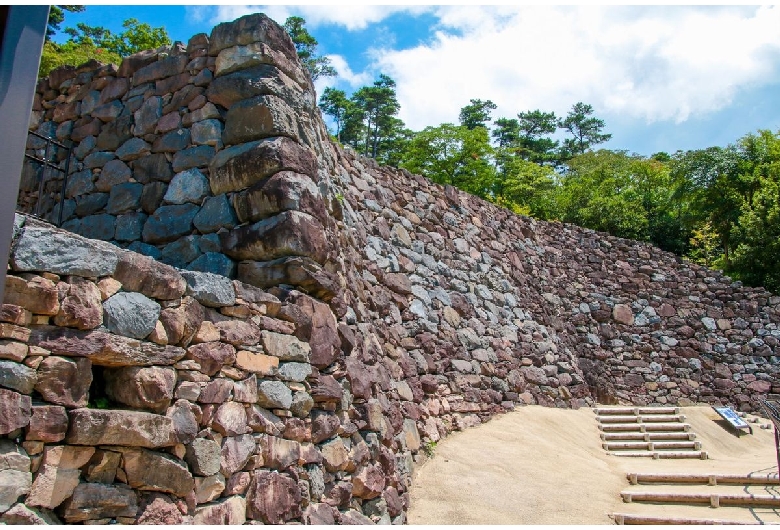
[24,130,72,226]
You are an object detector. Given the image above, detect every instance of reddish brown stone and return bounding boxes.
[186,341,236,375]
[53,278,103,330]
[159,297,205,347]
[114,251,187,300]
[346,357,373,399]
[0,304,32,326]
[287,292,341,369]
[302,503,335,525]
[351,464,385,499]
[220,434,255,476]
[261,435,300,469]
[215,320,261,348]
[66,409,176,448]
[193,496,246,525]
[104,366,176,412]
[612,304,634,325]
[120,448,194,497]
[59,482,138,523]
[310,373,343,403]
[136,493,183,525]
[3,275,59,316]
[26,405,68,442]
[0,388,31,434]
[245,470,301,524]
[30,327,185,367]
[212,401,250,436]
[34,356,92,408]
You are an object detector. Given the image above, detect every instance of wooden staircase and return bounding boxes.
[612,472,780,525]
[595,406,708,460]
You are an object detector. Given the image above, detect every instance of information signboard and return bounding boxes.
[713,406,753,435]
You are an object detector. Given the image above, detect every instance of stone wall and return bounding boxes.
[5,11,780,526]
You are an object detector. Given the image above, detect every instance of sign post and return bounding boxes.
[0,6,49,303]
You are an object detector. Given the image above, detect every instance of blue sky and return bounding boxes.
[53,4,780,157]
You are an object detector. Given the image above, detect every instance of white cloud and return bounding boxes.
[211,5,431,31]
[365,5,780,131]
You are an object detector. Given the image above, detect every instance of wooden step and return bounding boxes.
[612,512,773,525]
[594,406,680,415]
[627,472,780,486]
[621,491,780,508]
[599,423,691,433]
[602,432,695,442]
[604,441,701,451]
[608,451,708,459]
[597,414,686,424]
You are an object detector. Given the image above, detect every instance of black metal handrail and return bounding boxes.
[24,130,72,226]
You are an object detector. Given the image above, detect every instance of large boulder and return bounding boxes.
[104,366,177,412]
[11,225,117,278]
[222,94,300,145]
[245,470,301,524]
[66,409,177,448]
[220,210,328,262]
[208,137,317,195]
[231,171,326,224]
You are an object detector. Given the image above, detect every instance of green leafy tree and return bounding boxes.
[500,157,557,218]
[46,5,84,41]
[40,13,170,77]
[517,109,559,164]
[351,74,401,159]
[399,123,496,198]
[728,130,780,290]
[492,117,520,149]
[283,16,336,81]
[670,146,743,265]
[319,87,354,143]
[458,99,497,130]
[559,102,611,158]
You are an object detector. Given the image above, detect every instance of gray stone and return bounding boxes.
[116,137,151,161]
[257,380,292,409]
[192,119,223,146]
[172,145,215,172]
[134,55,188,85]
[73,135,96,160]
[65,169,95,198]
[164,169,210,205]
[12,226,118,277]
[0,359,37,394]
[142,203,199,244]
[180,270,236,307]
[189,253,236,277]
[77,214,116,241]
[74,193,108,216]
[96,159,132,191]
[199,233,221,253]
[128,241,162,259]
[134,96,162,136]
[140,181,167,213]
[160,236,201,269]
[97,115,133,151]
[0,503,61,525]
[193,194,237,233]
[84,151,116,169]
[134,153,173,184]
[185,438,221,476]
[152,128,191,153]
[92,99,124,122]
[115,212,148,241]
[278,362,311,383]
[107,182,143,214]
[103,292,161,339]
[0,470,32,512]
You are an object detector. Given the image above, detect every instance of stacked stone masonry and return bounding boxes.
[4,11,779,525]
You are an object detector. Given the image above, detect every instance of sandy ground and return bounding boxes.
[407,405,779,525]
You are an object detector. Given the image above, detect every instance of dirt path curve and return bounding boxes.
[408,405,778,525]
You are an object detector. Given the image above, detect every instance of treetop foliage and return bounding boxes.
[40,7,170,77]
